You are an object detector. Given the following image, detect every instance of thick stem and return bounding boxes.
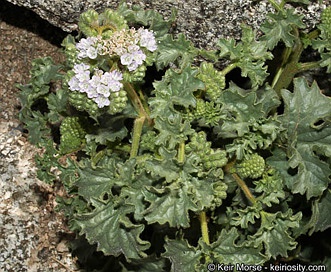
[232,173,257,205]
[297,61,321,73]
[130,117,145,159]
[224,160,257,205]
[271,27,304,95]
[199,212,210,245]
[178,141,185,163]
[124,82,153,125]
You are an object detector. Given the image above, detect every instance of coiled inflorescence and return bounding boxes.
[67,21,157,112]
[59,117,86,154]
[68,64,124,108]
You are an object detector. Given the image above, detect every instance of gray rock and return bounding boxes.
[4,0,327,49]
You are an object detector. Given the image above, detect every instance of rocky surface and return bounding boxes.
[3,0,328,49]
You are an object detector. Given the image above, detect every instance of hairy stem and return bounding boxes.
[271,27,303,95]
[124,82,153,125]
[232,173,257,205]
[199,212,210,245]
[224,160,257,205]
[130,117,145,159]
[178,142,185,163]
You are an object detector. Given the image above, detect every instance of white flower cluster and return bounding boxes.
[68,63,123,108]
[75,27,157,71]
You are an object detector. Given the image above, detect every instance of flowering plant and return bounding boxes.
[18,1,331,271]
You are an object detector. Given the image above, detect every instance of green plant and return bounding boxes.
[18,1,331,271]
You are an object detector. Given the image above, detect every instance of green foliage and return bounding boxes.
[18,2,331,270]
[268,78,331,200]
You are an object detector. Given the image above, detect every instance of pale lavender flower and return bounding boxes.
[120,48,146,71]
[94,95,110,108]
[78,81,93,94]
[101,70,123,92]
[138,28,157,52]
[68,76,80,91]
[89,72,102,88]
[96,84,110,97]
[109,70,123,81]
[86,88,99,98]
[132,50,146,65]
[127,62,139,71]
[127,44,140,53]
[73,63,90,74]
[120,53,133,66]
[76,37,99,59]
[109,80,123,92]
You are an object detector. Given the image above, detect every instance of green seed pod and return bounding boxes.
[68,91,100,118]
[236,153,265,179]
[79,9,100,37]
[321,7,331,26]
[59,117,86,154]
[61,35,78,68]
[123,65,147,83]
[101,9,128,37]
[197,62,226,102]
[107,90,128,115]
[321,7,331,35]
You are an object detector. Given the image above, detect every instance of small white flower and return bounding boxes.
[68,76,80,91]
[96,84,110,97]
[76,37,99,59]
[94,95,110,108]
[132,50,146,65]
[138,28,157,52]
[120,53,133,66]
[73,63,90,74]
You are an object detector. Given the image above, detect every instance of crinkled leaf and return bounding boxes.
[215,84,281,158]
[320,52,331,73]
[163,237,202,272]
[151,66,202,110]
[260,9,305,49]
[75,198,150,259]
[298,189,331,236]
[216,84,263,137]
[249,210,301,259]
[268,78,331,199]
[86,116,128,145]
[77,157,134,201]
[216,84,279,137]
[118,3,176,38]
[315,189,331,232]
[29,57,63,87]
[153,113,194,149]
[207,228,266,264]
[254,169,285,207]
[143,182,198,228]
[124,256,168,272]
[145,147,179,183]
[47,89,69,123]
[156,34,197,69]
[24,112,51,145]
[228,206,261,229]
[217,25,272,87]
